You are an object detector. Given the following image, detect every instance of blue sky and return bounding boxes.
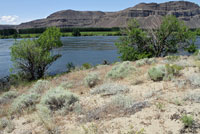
[0,0,199,25]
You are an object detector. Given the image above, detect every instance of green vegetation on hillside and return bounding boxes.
[10,27,63,80]
[115,15,197,61]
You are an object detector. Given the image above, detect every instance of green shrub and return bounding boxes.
[29,80,49,94]
[91,83,129,96]
[147,58,157,65]
[194,50,200,60]
[11,93,40,114]
[72,29,81,36]
[185,44,197,53]
[84,73,100,88]
[0,117,15,133]
[66,62,75,72]
[82,63,92,70]
[165,64,183,80]
[40,87,79,113]
[148,64,183,81]
[115,16,196,61]
[136,58,148,67]
[181,115,194,127]
[0,90,19,104]
[0,118,9,130]
[148,65,166,81]
[10,27,63,80]
[106,61,137,79]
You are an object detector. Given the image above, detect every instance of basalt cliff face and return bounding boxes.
[16,1,200,29]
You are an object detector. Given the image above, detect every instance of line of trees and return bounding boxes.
[0,29,17,36]
[0,27,120,36]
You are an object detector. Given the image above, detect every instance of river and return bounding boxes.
[0,36,120,78]
[1,36,200,78]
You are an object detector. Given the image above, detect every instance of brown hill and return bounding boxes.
[17,1,200,29]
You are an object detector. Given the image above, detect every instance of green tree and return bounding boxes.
[116,15,196,61]
[72,29,81,36]
[10,27,63,80]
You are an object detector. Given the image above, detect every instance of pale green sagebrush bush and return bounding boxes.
[148,65,166,81]
[106,61,137,79]
[29,80,49,94]
[39,87,79,113]
[136,58,156,67]
[11,93,40,114]
[84,73,100,88]
[148,64,183,81]
[0,90,19,104]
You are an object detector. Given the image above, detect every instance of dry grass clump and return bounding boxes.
[10,92,40,114]
[106,61,137,79]
[0,90,19,104]
[90,83,129,96]
[39,87,79,114]
[84,73,100,88]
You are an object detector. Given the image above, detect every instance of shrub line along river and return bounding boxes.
[0,36,120,78]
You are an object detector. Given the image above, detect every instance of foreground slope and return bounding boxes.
[17,1,200,29]
[1,55,200,134]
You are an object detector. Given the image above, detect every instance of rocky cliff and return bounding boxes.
[17,1,200,29]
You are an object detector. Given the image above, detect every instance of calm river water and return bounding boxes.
[1,36,200,78]
[0,36,120,78]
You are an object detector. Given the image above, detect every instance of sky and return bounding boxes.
[0,0,199,25]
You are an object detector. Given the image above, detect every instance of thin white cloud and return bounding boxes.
[0,15,19,24]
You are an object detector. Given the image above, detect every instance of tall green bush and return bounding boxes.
[116,15,196,61]
[72,29,81,36]
[10,27,63,80]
